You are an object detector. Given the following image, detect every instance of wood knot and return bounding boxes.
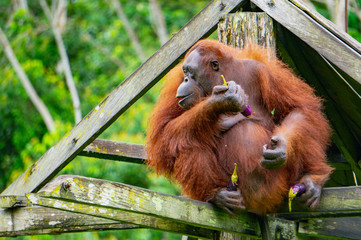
[220,2,225,11]
[267,0,275,7]
[72,138,78,144]
[61,182,72,190]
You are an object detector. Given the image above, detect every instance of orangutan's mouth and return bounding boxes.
[177,93,194,105]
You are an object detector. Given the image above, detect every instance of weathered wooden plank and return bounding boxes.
[79,139,146,164]
[27,196,219,239]
[29,175,261,237]
[299,217,361,239]
[265,216,298,240]
[0,195,29,208]
[289,0,361,56]
[251,0,361,84]
[0,208,12,233]
[80,139,351,171]
[218,216,298,240]
[1,0,248,196]
[0,205,140,237]
[276,186,361,219]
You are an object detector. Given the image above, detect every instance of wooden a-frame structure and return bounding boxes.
[1,0,361,239]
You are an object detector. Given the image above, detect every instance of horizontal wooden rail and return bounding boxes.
[80,140,349,169]
[27,175,261,238]
[0,195,29,208]
[3,175,361,238]
[79,139,146,164]
[276,186,361,219]
[3,177,361,220]
[0,206,140,237]
[298,217,361,239]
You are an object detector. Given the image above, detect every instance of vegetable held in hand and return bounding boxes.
[221,75,252,118]
[227,163,238,191]
[221,74,228,87]
[288,184,306,212]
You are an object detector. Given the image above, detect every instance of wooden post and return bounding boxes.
[217,11,276,240]
[218,12,275,50]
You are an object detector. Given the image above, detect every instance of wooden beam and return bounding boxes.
[289,0,361,56]
[4,177,361,237]
[79,139,146,164]
[27,175,261,238]
[0,205,140,237]
[276,186,361,219]
[265,216,297,240]
[1,0,248,196]
[0,195,29,208]
[27,196,219,239]
[80,139,349,171]
[298,217,361,239]
[251,0,361,84]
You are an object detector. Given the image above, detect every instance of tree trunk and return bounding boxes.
[12,0,28,10]
[149,0,168,45]
[0,27,55,132]
[112,0,147,62]
[335,0,348,32]
[325,0,349,32]
[52,0,67,34]
[40,0,82,124]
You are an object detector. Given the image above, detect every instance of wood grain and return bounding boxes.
[79,139,146,164]
[30,175,261,237]
[276,186,361,219]
[299,217,361,239]
[0,206,139,237]
[218,12,275,50]
[289,0,361,56]
[27,196,218,239]
[0,195,29,208]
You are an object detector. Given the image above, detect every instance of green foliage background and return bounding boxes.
[0,0,360,239]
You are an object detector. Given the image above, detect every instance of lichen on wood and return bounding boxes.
[29,175,261,238]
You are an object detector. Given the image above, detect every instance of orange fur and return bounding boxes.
[146,39,333,215]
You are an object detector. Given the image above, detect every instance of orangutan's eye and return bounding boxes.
[210,60,219,71]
